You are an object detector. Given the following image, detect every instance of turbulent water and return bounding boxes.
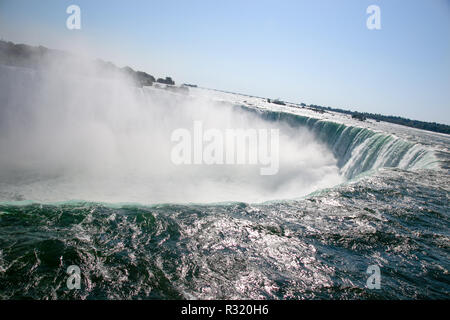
[0,65,449,299]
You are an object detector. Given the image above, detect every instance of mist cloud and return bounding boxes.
[0,55,343,204]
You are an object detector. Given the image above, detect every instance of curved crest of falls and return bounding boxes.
[0,65,448,299]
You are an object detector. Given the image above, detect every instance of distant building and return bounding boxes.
[156,77,175,85]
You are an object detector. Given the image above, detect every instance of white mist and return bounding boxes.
[0,61,343,204]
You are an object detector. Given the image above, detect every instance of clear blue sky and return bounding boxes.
[1,0,449,124]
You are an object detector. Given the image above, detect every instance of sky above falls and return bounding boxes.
[0,0,449,124]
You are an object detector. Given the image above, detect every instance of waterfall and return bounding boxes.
[242,107,439,179]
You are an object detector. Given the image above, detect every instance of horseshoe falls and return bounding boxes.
[0,65,448,299]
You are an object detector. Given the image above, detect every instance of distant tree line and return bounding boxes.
[305,104,449,135]
[0,40,175,88]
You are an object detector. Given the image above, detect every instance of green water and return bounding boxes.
[0,167,448,299]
